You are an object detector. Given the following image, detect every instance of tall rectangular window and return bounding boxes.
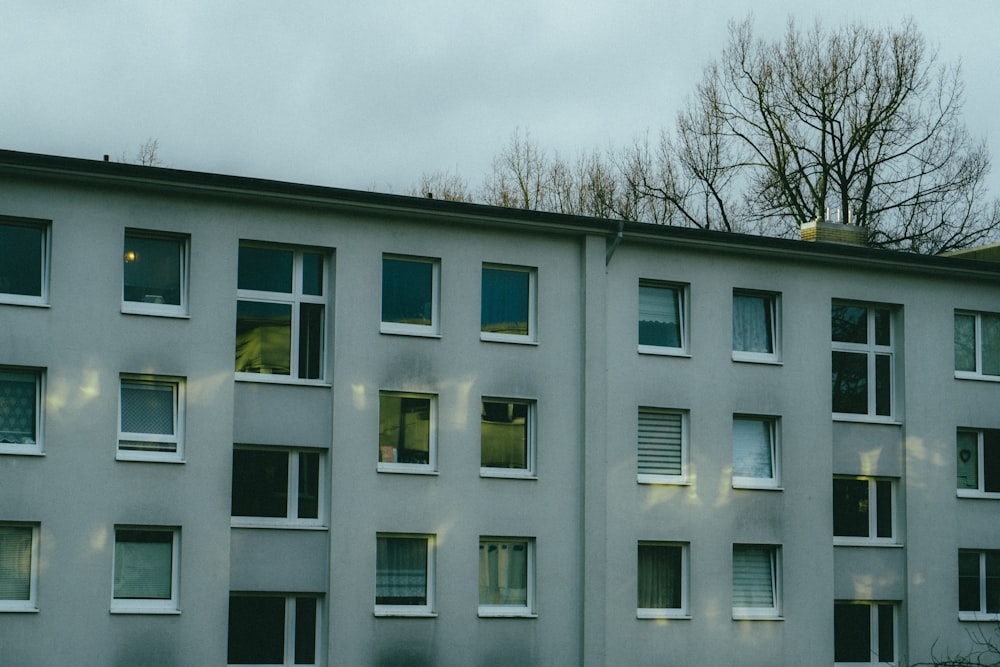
[478,538,534,617]
[0,523,39,612]
[833,477,895,544]
[732,415,779,488]
[957,429,1000,496]
[732,544,781,619]
[638,281,687,354]
[481,264,535,342]
[122,230,188,316]
[637,542,687,618]
[375,534,434,616]
[832,302,894,419]
[637,408,688,484]
[236,243,327,380]
[231,447,324,527]
[227,594,320,665]
[381,255,439,336]
[834,601,896,664]
[0,218,48,305]
[378,392,436,473]
[955,311,1000,379]
[959,550,1000,620]
[118,375,184,462]
[481,399,534,477]
[0,367,43,455]
[733,290,779,362]
[112,527,179,613]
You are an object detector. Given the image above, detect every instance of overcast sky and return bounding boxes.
[2,1,998,196]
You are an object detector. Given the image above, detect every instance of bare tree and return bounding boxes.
[117,138,164,167]
[410,170,475,202]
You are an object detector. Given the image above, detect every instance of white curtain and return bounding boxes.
[479,541,527,606]
[733,294,772,353]
[732,418,773,479]
[376,537,427,604]
[637,544,680,609]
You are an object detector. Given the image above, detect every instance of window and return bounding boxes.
[833,477,895,544]
[481,399,534,477]
[381,255,439,336]
[732,544,781,619]
[479,538,535,617]
[122,230,188,316]
[637,408,688,484]
[638,281,687,354]
[0,218,48,305]
[0,367,43,455]
[637,542,688,618]
[831,303,894,419]
[236,243,327,381]
[118,375,184,462]
[481,264,535,342]
[834,601,896,665]
[112,527,179,613]
[957,429,1000,496]
[231,447,324,527]
[959,550,1000,620]
[955,311,1000,380]
[378,392,436,473]
[227,594,320,666]
[732,415,780,489]
[733,290,779,362]
[375,534,434,616]
[0,523,39,612]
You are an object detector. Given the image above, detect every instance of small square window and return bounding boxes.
[375,534,434,616]
[833,477,895,544]
[832,302,895,419]
[955,311,1000,380]
[733,290,779,362]
[481,399,535,477]
[122,230,188,316]
[231,447,324,527]
[112,526,179,613]
[835,601,896,665]
[378,392,436,473]
[381,255,440,336]
[0,523,39,612]
[0,367,43,455]
[638,281,687,355]
[732,544,781,619]
[481,264,536,342]
[637,542,688,618]
[0,218,48,306]
[959,550,1000,620]
[227,594,320,665]
[637,407,688,485]
[479,537,535,617]
[118,375,184,462]
[957,429,1000,496]
[732,415,780,489]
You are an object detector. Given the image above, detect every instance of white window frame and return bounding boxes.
[377,391,438,475]
[227,593,322,667]
[380,254,441,337]
[834,600,897,666]
[0,217,49,307]
[121,228,189,318]
[480,398,536,479]
[478,537,536,618]
[959,549,1000,621]
[732,544,782,620]
[231,446,326,529]
[0,366,44,456]
[117,374,185,463]
[957,428,1000,498]
[638,280,689,357]
[111,526,180,614]
[480,263,537,344]
[0,522,40,613]
[374,533,436,617]
[732,414,781,489]
[832,301,895,422]
[833,476,897,546]
[235,242,329,384]
[637,541,689,619]
[732,289,781,364]
[955,310,1000,381]
[637,407,689,485]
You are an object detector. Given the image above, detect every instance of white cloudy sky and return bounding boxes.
[2,1,998,195]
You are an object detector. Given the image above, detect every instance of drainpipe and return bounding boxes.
[605,221,624,265]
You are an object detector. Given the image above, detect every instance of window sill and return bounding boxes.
[0,447,44,457]
[377,464,439,475]
[0,604,39,613]
[832,414,901,426]
[731,353,782,365]
[235,374,330,387]
[116,453,185,464]
[637,345,690,358]
[960,611,1000,622]
[480,469,537,480]
[478,609,537,618]
[732,612,783,621]
[373,609,437,618]
[955,372,1000,383]
[379,325,441,339]
[732,482,783,491]
[110,606,181,615]
[957,490,1000,500]
[121,304,190,319]
[480,333,537,345]
[637,610,690,620]
[638,476,691,486]
[833,539,903,548]
[230,520,328,530]
[0,296,49,308]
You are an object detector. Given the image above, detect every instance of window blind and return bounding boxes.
[638,410,682,476]
[0,526,32,600]
[733,546,775,608]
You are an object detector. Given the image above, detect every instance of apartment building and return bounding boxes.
[1,149,999,665]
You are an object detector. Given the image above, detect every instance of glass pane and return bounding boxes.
[301,252,324,296]
[832,304,867,343]
[481,401,528,469]
[376,537,427,605]
[297,452,320,520]
[0,526,32,600]
[228,595,285,664]
[113,530,172,599]
[732,546,774,608]
[294,597,317,664]
[379,394,431,464]
[832,351,868,414]
[298,303,324,379]
[876,480,892,539]
[382,258,434,326]
[120,382,174,435]
[732,417,773,479]
[833,478,869,537]
[0,372,37,444]
[957,431,980,490]
[232,450,289,518]
[878,604,895,662]
[983,315,1000,376]
[481,267,530,336]
[0,223,43,297]
[988,552,1000,614]
[238,246,293,293]
[985,432,1000,493]
[874,308,891,346]
[955,314,977,372]
[638,409,682,476]
[875,354,892,416]
[959,551,981,612]
[637,544,681,609]
[733,294,773,353]
[638,284,681,347]
[479,541,528,606]
[834,603,871,662]
[123,235,182,305]
[236,301,292,375]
